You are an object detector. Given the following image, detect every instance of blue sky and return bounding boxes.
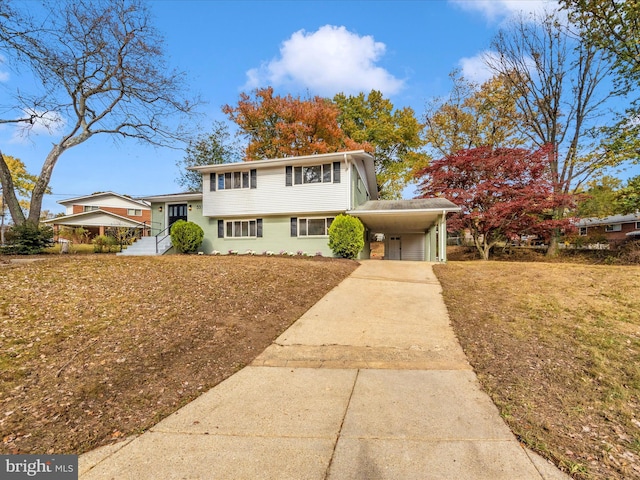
[1,0,618,214]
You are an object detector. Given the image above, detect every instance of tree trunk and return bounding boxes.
[27,142,68,225]
[546,232,560,257]
[0,150,27,226]
[473,234,492,260]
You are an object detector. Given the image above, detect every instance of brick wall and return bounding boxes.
[585,222,639,243]
[71,204,151,224]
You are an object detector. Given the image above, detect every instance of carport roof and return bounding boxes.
[43,210,147,228]
[347,198,460,233]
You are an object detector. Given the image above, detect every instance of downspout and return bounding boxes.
[344,153,350,210]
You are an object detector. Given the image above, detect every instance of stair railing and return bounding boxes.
[155,225,172,254]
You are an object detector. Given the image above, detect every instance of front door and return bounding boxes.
[388,236,401,260]
[167,204,188,227]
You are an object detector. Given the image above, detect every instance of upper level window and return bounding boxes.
[214,169,257,191]
[286,162,341,186]
[605,224,622,232]
[83,205,99,212]
[127,209,142,216]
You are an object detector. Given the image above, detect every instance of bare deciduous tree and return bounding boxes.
[485,10,622,254]
[0,0,199,226]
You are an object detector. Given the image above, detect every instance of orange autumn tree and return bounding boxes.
[223,87,367,160]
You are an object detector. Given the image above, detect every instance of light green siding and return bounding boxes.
[351,166,370,208]
[186,201,217,253]
[150,203,165,235]
[205,215,336,257]
[428,226,438,262]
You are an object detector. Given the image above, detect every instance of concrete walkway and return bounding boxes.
[80,261,570,479]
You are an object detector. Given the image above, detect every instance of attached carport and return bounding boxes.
[347,198,461,262]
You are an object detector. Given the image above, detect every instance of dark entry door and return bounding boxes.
[167,204,188,227]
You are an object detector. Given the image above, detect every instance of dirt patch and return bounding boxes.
[0,255,358,455]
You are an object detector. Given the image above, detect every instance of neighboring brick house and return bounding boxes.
[575,213,640,248]
[44,191,151,241]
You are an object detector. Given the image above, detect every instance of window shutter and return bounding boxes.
[218,219,224,238]
[333,162,341,183]
[209,173,216,191]
[285,166,292,186]
[290,217,297,237]
[250,169,257,189]
[257,218,263,237]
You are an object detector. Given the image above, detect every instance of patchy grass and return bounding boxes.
[433,261,640,480]
[44,244,97,255]
[0,255,357,454]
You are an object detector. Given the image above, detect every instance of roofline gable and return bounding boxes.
[188,150,373,173]
[57,191,150,208]
[43,209,148,226]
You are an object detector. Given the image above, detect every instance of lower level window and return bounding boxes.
[226,220,257,238]
[299,217,334,236]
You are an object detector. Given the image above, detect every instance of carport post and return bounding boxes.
[429,225,437,262]
[438,213,447,262]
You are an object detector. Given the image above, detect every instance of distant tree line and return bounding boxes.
[1,0,638,259]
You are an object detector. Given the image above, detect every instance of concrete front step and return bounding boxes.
[118,237,172,256]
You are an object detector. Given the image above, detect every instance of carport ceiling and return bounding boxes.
[347,199,460,233]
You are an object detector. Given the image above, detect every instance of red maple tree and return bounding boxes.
[416,146,574,259]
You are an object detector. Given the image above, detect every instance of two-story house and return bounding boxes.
[44,191,151,241]
[136,150,459,261]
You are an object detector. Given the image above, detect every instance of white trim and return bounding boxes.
[58,191,150,208]
[143,193,202,203]
[225,219,258,238]
[43,209,147,228]
[298,216,334,237]
[190,150,371,173]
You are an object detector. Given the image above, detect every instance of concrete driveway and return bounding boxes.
[80,260,569,479]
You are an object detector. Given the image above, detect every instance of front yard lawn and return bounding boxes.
[0,255,357,454]
[434,261,640,480]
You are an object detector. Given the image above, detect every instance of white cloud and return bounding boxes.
[459,50,538,85]
[243,25,404,96]
[10,109,65,143]
[459,52,496,84]
[449,0,559,22]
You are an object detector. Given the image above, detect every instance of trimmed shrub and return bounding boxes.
[328,214,365,260]
[2,223,54,255]
[170,220,204,254]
